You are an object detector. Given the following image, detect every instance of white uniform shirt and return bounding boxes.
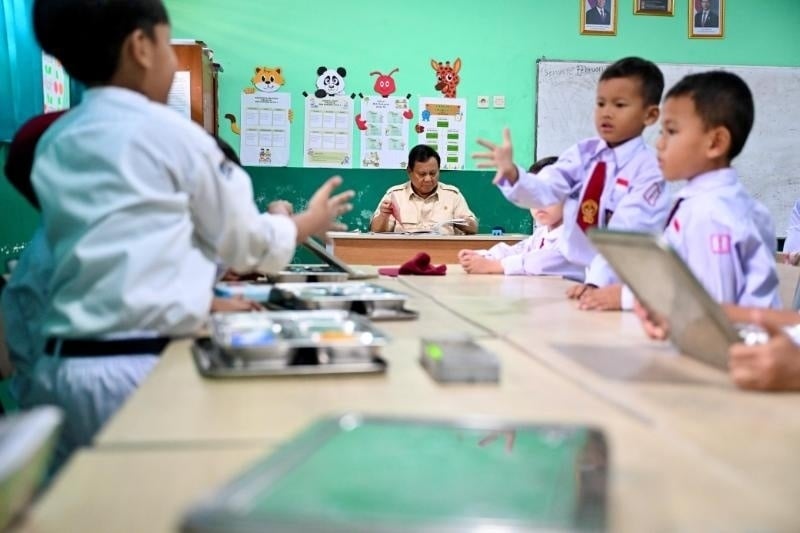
[664,168,780,308]
[481,225,584,280]
[32,87,297,338]
[498,135,669,286]
[783,199,800,253]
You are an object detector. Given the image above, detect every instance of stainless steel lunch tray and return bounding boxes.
[191,337,388,378]
[209,310,389,360]
[266,265,350,283]
[269,282,418,321]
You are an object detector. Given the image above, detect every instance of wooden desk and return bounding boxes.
[327,232,526,265]
[19,429,797,533]
[400,271,800,513]
[22,271,800,531]
[16,446,271,533]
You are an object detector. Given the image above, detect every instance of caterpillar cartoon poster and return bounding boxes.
[355,67,413,169]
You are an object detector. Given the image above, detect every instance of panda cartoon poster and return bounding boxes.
[303,66,354,168]
[237,66,292,167]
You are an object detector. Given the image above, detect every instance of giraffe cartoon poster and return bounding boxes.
[416,96,467,171]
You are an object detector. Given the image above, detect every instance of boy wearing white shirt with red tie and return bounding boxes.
[458,157,584,280]
[473,57,669,305]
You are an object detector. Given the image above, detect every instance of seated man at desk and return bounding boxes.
[370,145,477,234]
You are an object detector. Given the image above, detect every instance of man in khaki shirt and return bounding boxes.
[370,145,477,234]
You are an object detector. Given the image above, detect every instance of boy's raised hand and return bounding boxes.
[293,176,354,242]
[473,128,519,186]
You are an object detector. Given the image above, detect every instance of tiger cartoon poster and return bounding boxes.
[227,65,292,167]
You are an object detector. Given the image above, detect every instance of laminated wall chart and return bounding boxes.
[240,92,291,167]
[417,97,467,170]
[359,96,411,169]
[303,95,354,168]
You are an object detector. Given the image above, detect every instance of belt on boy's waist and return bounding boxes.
[44,337,171,357]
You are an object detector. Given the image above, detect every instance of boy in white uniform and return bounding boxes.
[648,71,779,308]
[473,57,669,303]
[637,71,781,384]
[457,157,584,280]
[25,0,353,470]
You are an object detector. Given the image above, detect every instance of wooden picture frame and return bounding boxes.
[634,0,673,16]
[689,0,724,38]
[581,0,617,36]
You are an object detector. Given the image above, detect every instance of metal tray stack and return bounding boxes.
[268,282,419,321]
[265,264,350,283]
[192,310,389,378]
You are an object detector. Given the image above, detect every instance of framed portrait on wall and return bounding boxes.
[634,0,673,16]
[581,0,617,36]
[689,0,724,38]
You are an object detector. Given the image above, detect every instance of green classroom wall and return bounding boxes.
[1,0,799,265]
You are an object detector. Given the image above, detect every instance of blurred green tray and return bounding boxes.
[181,415,608,532]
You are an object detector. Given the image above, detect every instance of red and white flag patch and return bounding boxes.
[710,234,732,254]
[643,182,662,207]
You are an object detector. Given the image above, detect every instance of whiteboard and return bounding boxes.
[535,59,800,236]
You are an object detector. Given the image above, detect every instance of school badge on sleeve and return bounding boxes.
[710,234,731,254]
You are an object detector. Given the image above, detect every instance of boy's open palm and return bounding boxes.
[294,177,354,241]
[474,128,518,185]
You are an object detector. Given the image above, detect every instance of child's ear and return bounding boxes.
[707,126,732,160]
[643,104,660,126]
[127,28,154,69]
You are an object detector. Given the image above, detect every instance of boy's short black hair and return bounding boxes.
[214,136,241,167]
[600,57,664,107]
[407,144,440,171]
[528,156,558,174]
[33,0,169,86]
[666,71,754,161]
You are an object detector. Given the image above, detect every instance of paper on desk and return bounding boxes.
[432,219,467,233]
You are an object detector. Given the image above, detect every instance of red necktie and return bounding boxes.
[577,161,606,233]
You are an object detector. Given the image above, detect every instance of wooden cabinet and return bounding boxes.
[170,40,219,134]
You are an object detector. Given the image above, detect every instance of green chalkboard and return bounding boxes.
[181,415,608,532]
[0,155,531,269]
[0,145,41,268]
[247,167,533,236]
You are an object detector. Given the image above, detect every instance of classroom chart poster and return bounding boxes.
[42,53,69,112]
[359,96,411,169]
[240,92,291,167]
[304,96,353,168]
[417,97,467,170]
[166,70,191,120]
